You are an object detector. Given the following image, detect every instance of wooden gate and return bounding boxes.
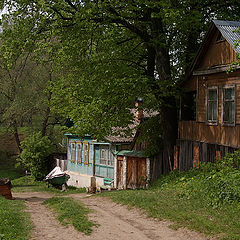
[127,157,146,188]
[117,156,124,188]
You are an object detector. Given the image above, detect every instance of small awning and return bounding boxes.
[114,150,148,158]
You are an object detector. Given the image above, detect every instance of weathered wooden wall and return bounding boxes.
[199,30,236,69]
[127,157,146,189]
[179,121,240,148]
[151,152,171,180]
[177,139,236,171]
[196,72,240,123]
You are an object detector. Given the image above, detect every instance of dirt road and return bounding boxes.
[14,192,209,240]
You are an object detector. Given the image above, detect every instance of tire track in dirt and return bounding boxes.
[70,194,209,240]
[14,192,210,240]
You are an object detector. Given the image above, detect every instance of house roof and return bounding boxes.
[188,20,240,77]
[105,109,158,144]
[114,150,148,158]
[213,20,240,53]
[104,135,134,143]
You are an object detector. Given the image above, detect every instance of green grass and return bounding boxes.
[12,175,86,194]
[43,197,96,235]
[102,167,240,240]
[0,196,32,240]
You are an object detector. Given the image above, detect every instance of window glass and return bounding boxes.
[208,89,217,100]
[77,143,82,163]
[223,87,235,124]
[100,145,114,166]
[83,143,89,164]
[70,142,76,162]
[207,88,218,123]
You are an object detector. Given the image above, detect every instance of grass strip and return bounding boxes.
[12,175,86,194]
[0,197,32,240]
[43,197,96,235]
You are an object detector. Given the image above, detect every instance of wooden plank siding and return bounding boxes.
[127,157,146,189]
[179,121,240,148]
[199,30,236,70]
[196,72,240,124]
[177,139,237,171]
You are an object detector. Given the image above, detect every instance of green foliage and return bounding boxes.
[1,0,239,154]
[0,197,32,240]
[174,152,240,207]
[43,197,96,235]
[218,150,240,170]
[17,132,54,180]
[0,150,24,180]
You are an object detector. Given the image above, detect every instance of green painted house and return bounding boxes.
[65,133,132,188]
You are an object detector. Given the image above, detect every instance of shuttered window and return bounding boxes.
[222,86,235,125]
[207,87,218,124]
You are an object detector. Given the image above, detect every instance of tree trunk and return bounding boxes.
[41,106,51,137]
[41,91,52,137]
[155,45,178,170]
[13,120,22,153]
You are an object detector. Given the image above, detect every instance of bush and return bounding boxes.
[178,158,240,207]
[17,132,54,180]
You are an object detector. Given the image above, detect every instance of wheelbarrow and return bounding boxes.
[44,167,70,190]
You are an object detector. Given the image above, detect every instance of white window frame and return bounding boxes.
[222,85,235,126]
[83,142,89,164]
[206,86,218,125]
[76,142,82,164]
[100,145,114,167]
[70,141,76,162]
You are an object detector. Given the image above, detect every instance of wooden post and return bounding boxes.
[173,146,179,170]
[114,155,118,188]
[123,156,127,189]
[193,146,200,168]
[146,158,150,188]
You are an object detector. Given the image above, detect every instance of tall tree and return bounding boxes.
[0,13,61,150]
[1,0,239,165]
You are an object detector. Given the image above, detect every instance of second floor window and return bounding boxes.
[207,87,218,124]
[222,86,235,125]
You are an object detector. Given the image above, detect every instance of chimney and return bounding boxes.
[135,98,143,122]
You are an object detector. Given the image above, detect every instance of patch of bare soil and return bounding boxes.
[14,192,84,240]
[14,192,210,240]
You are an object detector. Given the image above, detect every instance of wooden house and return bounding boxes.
[176,20,240,170]
[115,150,151,189]
[65,99,164,189]
[65,134,132,189]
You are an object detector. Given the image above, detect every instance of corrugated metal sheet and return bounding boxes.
[213,20,240,53]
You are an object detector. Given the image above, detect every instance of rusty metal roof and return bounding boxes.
[213,20,240,53]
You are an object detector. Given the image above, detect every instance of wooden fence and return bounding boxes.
[176,139,237,171]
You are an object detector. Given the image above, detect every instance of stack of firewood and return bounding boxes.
[0,178,13,200]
